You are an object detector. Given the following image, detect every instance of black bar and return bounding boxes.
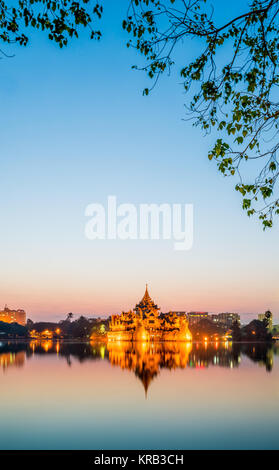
[0,450,277,466]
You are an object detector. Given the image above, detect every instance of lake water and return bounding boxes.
[0,340,278,450]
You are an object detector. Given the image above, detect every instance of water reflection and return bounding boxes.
[0,350,25,371]
[107,341,276,393]
[0,341,276,391]
[107,342,193,395]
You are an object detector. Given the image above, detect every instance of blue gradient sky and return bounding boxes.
[0,1,278,321]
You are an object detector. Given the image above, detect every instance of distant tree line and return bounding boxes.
[0,314,110,339]
[189,319,226,340]
[0,321,28,338]
[189,310,273,342]
[230,310,272,342]
[0,310,274,342]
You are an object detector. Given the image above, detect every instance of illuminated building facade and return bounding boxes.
[0,305,26,326]
[108,285,192,342]
[29,329,54,340]
[187,312,209,324]
[210,312,240,327]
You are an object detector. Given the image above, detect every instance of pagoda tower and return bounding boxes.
[133,284,161,336]
[134,284,160,316]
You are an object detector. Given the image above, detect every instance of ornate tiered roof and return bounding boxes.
[134,284,160,314]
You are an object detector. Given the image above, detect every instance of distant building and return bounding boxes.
[258,311,273,330]
[0,306,26,326]
[210,314,219,323]
[210,313,240,328]
[187,312,208,325]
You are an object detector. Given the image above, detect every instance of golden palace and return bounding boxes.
[108,285,192,342]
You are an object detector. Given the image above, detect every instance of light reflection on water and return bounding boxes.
[0,341,278,449]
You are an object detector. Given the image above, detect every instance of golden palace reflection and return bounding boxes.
[0,340,276,397]
[107,341,192,395]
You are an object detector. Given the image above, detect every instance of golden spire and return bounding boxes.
[133,283,160,313]
[143,283,150,300]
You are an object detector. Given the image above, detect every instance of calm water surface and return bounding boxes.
[0,340,278,449]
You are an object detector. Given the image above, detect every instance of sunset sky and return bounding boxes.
[0,1,278,322]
